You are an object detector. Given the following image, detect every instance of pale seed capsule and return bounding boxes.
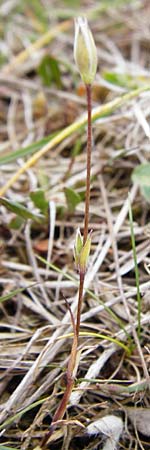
[74,17,97,85]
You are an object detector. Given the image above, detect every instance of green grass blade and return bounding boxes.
[57,331,130,354]
[0,283,36,304]
[0,397,49,431]
[0,133,57,165]
[128,196,141,338]
[0,447,19,450]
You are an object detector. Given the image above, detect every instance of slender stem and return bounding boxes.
[76,272,85,338]
[41,275,85,448]
[40,83,92,449]
[41,376,74,447]
[75,84,92,344]
[84,83,92,244]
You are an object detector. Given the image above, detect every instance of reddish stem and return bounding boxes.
[83,83,92,244]
[76,272,85,339]
[41,83,92,448]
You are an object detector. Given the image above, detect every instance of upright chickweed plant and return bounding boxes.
[40,18,97,448]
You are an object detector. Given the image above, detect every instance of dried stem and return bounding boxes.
[41,84,92,448]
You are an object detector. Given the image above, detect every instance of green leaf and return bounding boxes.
[132,163,150,202]
[56,205,66,219]
[132,163,150,187]
[0,447,19,450]
[71,138,82,157]
[0,132,57,166]
[141,185,150,202]
[38,55,62,88]
[64,187,81,213]
[103,71,138,89]
[9,216,24,230]
[0,197,43,222]
[30,189,48,214]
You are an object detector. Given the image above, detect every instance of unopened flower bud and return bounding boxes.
[74,227,83,269]
[74,228,92,274]
[79,231,92,274]
[74,17,97,85]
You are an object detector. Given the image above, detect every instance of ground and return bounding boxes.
[0,1,150,449]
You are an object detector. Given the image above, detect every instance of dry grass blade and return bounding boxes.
[2,20,72,75]
[0,1,150,449]
[0,85,150,197]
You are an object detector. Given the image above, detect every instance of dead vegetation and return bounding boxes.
[0,1,150,449]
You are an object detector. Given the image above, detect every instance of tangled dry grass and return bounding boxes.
[0,1,150,449]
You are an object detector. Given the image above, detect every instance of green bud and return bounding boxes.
[79,231,92,274]
[74,228,92,274]
[74,227,83,269]
[74,17,97,85]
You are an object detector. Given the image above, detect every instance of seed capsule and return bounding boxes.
[74,17,97,85]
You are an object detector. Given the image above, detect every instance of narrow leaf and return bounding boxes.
[0,284,36,304]
[0,133,57,166]
[0,197,43,222]
[0,447,19,450]
[38,55,62,87]
[64,187,81,213]
[30,189,48,214]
